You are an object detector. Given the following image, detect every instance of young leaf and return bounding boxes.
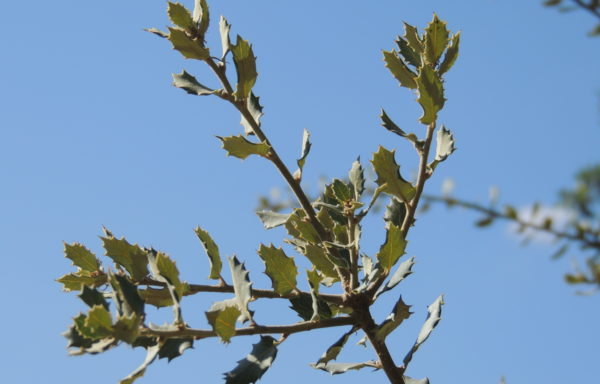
[256,210,290,229]
[192,0,209,38]
[396,36,421,67]
[64,242,100,272]
[403,295,444,368]
[257,244,298,295]
[376,224,407,272]
[382,50,417,89]
[349,158,365,200]
[224,336,278,384]
[316,328,356,365]
[172,70,214,96]
[119,344,160,384]
[229,256,253,323]
[167,27,210,60]
[167,2,194,30]
[403,23,424,55]
[231,35,258,100]
[206,304,241,343]
[294,129,312,180]
[434,125,456,162]
[218,135,271,159]
[100,229,149,281]
[424,14,450,66]
[240,92,263,135]
[416,65,445,125]
[375,296,412,342]
[311,361,378,375]
[194,226,222,280]
[439,32,460,76]
[219,15,232,58]
[374,256,415,299]
[371,146,416,203]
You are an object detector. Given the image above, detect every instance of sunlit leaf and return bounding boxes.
[403,23,424,56]
[192,0,209,38]
[218,135,271,159]
[371,146,416,203]
[101,229,149,281]
[416,65,445,125]
[439,32,460,75]
[257,244,298,295]
[219,15,232,58]
[167,27,209,60]
[383,50,417,89]
[64,242,100,272]
[349,158,365,200]
[433,125,456,163]
[311,361,378,375]
[376,224,407,272]
[172,70,214,95]
[231,35,258,100]
[167,2,194,30]
[206,304,241,343]
[195,226,222,280]
[294,129,312,180]
[424,14,450,66]
[256,210,290,229]
[403,295,444,367]
[229,256,253,323]
[119,345,160,384]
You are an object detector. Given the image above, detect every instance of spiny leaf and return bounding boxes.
[138,287,175,307]
[167,2,194,30]
[289,293,332,321]
[224,336,278,384]
[240,92,263,135]
[147,250,184,324]
[307,269,322,321]
[285,210,321,244]
[371,146,416,203]
[172,70,214,95]
[416,65,445,125]
[229,256,253,323]
[300,244,339,281]
[167,27,209,60]
[158,338,194,361]
[57,273,106,292]
[231,35,258,100]
[376,224,407,272]
[64,242,100,272]
[256,211,290,229]
[349,158,365,200]
[145,28,168,38]
[439,32,460,75]
[332,179,352,202]
[424,14,450,66]
[108,272,145,318]
[403,23,424,55]
[375,296,412,342]
[257,244,298,295]
[311,361,378,375]
[78,285,109,310]
[294,129,312,180]
[375,256,415,300]
[194,226,222,280]
[81,305,114,340]
[219,15,232,58]
[380,109,407,137]
[403,295,444,368]
[396,36,421,67]
[316,328,355,365]
[384,197,407,228]
[218,135,271,159]
[434,125,456,162]
[100,229,149,281]
[206,304,241,343]
[192,0,209,38]
[119,344,159,384]
[383,50,417,89]
[113,313,142,344]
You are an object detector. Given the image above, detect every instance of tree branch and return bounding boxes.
[572,0,600,21]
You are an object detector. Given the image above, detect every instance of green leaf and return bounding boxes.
[294,129,312,180]
[384,197,407,228]
[194,226,222,280]
[376,224,407,272]
[78,285,109,310]
[138,287,175,307]
[375,296,412,341]
[396,36,421,67]
[289,293,332,321]
[374,256,415,299]
[82,305,114,340]
[145,28,169,38]
[424,14,450,66]
[57,273,106,292]
[285,210,321,244]
[100,229,149,281]
[224,336,278,384]
[349,158,365,200]
[172,70,214,95]
[167,2,194,30]
[147,250,184,323]
[433,125,456,163]
[167,27,209,60]
[240,92,264,135]
[416,65,445,125]
[332,179,352,202]
[383,50,417,89]
[404,23,424,55]
[438,32,460,76]
[158,338,194,361]
[231,35,258,100]
[371,146,416,203]
[504,205,518,220]
[218,135,271,159]
[206,304,241,343]
[257,244,298,295]
[109,272,145,318]
[192,0,209,38]
[300,244,339,281]
[316,328,355,365]
[307,269,321,321]
[219,15,232,58]
[229,256,253,323]
[475,216,494,227]
[119,345,159,384]
[64,315,94,350]
[256,210,290,229]
[403,295,444,368]
[113,313,142,344]
[64,242,100,272]
[311,361,378,375]
[380,109,407,137]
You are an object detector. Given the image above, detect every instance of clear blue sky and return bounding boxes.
[1,1,599,383]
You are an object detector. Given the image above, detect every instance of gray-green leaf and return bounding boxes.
[194,226,222,280]
[231,35,258,100]
[257,244,298,295]
[371,146,416,203]
[229,256,253,323]
[224,336,278,384]
[376,224,407,272]
[403,294,444,368]
[172,70,214,96]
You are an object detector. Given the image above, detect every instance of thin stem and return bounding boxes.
[140,316,355,340]
[348,216,359,289]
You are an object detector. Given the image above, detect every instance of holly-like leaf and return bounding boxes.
[167,27,209,60]
[109,272,145,318]
[380,109,407,137]
[113,313,142,344]
[100,229,149,281]
[434,125,456,162]
[192,0,209,38]
[424,14,450,66]
[194,226,222,280]
[349,158,365,200]
[256,211,290,229]
[206,304,241,343]
[416,65,445,125]
[307,269,322,321]
[374,256,415,299]
[332,179,352,202]
[158,338,194,361]
[57,273,106,292]
[294,129,312,180]
[231,35,258,100]
[285,210,321,244]
[229,256,253,323]
[403,295,444,368]
[240,92,264,135]
[396,36,421,68]
[371,146,416,203]
[439,32,460,75]
[218,135,271,159]
[172,70,214,96]
[64,242,100,272]
[316,328,355,365]
[404,23,424,55]
[257,244,298,295]
[376,224,407,272]
[145,28,169,38]
[78,285,109,310]
[383,50,417,89]
[300,244,339,281]
[147,250,184,324]
[119,344,159,384]
[289,293,332,321]
[375,296,412,342]
[384,197,407,228]
[219,15,232,58]
[311,361,378,375]
[167,2,194,30]
[64,315,94,350]
[224,336,278,384]
[81,305,114,340]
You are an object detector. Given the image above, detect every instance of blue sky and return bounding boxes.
[1,1,599,383]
